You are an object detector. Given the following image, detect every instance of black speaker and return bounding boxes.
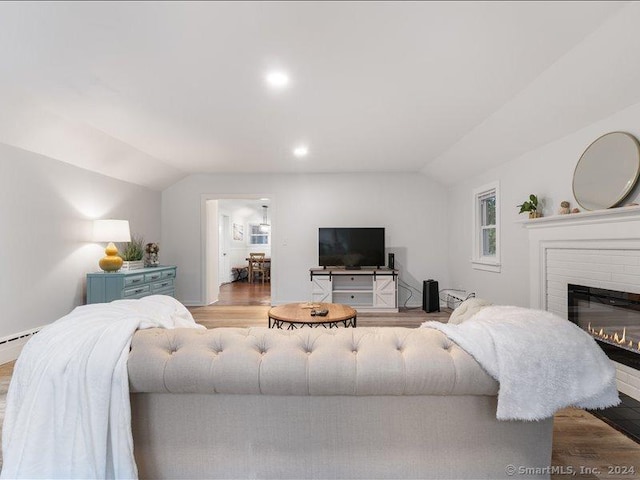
[388,253,395,270]
[423,279,440,313]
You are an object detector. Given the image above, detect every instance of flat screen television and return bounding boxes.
[319,227,385,268]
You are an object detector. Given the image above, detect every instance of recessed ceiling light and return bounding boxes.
[293,145,309,158]
[265,70,290,89]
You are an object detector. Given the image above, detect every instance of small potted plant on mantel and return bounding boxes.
[517,194,542,219]
[119,234,145,270]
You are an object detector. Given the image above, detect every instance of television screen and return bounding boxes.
[319,227,385,268]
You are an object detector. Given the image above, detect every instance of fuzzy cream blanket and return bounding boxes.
[1,295,204,479]
[422,305,620,421]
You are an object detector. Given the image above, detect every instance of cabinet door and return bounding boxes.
[311,276,332,303]
[374,276,397,308]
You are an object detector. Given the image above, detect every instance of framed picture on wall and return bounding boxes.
[233,223,244,241]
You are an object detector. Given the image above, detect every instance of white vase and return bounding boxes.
[121,260,145,271]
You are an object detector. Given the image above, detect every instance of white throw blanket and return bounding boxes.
[1,295,204,479]
[422,306,620,421]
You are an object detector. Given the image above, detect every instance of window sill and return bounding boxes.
[471,260,501,273]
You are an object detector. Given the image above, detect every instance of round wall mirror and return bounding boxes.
[573,132,640,211]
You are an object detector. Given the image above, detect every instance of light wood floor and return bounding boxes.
[0,362,13,378]
[552,408,640,479]
[216,281,271,306]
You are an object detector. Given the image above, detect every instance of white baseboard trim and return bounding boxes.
[0,327,42,364]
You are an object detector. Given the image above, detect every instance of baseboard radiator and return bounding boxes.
[0,327,41,364]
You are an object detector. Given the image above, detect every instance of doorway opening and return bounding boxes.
[204,197,272,306]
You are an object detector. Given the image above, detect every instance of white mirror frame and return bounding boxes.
[572,131,640,211]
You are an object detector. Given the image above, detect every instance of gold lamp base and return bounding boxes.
[99,242,123,272]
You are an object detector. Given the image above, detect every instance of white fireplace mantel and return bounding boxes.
[523,207,640,310]
[520,205,640,230]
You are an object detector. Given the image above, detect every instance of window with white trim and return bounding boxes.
[248,224,270,245]
[472,182,501,272]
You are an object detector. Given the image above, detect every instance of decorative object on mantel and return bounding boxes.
[573,131,640,211]
[559,201,571,215]
[571,207,580,214]
[517,194,542,219]
[92,219,131,272]
[119,234,145,271]
[144,243,160,267]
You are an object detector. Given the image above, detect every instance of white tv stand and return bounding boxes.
[310,267,399,313]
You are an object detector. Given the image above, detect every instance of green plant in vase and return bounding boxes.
[119,234,145,269]
[517,194,541,219]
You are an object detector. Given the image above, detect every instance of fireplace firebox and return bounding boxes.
[568,284,640,370]
[568,284,640,442]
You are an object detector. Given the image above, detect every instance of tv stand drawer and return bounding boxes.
[333,275,372,291]
[333,291,374,306]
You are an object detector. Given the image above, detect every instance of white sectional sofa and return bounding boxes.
[127,327,553,479]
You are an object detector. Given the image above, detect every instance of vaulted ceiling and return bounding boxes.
[0,1,636,190]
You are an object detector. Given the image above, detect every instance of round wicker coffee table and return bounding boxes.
[268,303,357,329]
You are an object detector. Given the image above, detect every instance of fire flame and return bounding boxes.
[587,322,640,352]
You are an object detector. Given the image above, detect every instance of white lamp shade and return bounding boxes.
[92,219,131,243]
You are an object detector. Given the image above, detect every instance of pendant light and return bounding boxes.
[259,205,271,233]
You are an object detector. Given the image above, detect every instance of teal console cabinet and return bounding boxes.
[86,266,177,304]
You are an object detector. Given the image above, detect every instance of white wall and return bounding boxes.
[0,142,161,338]
[447,100,640,307]
[205,200,219,304]
[161,173,450,306]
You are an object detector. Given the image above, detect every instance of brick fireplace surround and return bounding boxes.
[524,207,640,441]
[524,206,640,401]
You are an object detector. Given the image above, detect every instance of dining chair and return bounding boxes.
[249,253,268,284]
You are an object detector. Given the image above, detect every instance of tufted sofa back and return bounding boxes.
[128,327,497,396]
